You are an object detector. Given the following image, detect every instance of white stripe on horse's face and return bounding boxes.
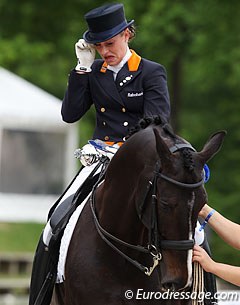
[182,193,195,290]
[185,242,193,289]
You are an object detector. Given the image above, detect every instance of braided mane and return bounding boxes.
[126,115,195,172]
[181,148,195,172]
[126,115,175,139]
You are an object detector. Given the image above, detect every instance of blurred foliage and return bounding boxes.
[0,0,239,267]
[0,222,44,252]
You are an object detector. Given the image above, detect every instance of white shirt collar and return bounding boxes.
[107,47,132,78]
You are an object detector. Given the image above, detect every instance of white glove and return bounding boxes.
[74,144,100,166]
[75,39,95,73]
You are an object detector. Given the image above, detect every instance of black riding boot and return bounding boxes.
[28,233,59,305]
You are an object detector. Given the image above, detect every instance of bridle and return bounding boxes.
[90,143,204,276]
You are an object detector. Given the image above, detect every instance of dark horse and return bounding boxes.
[52,118,225,305]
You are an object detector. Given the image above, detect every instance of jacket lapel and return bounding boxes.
[97,50,142,105]
[96,68,124,105]
[115,50,142,91]
[115,65,141,91]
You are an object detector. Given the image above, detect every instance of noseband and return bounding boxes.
[90,143,204,276]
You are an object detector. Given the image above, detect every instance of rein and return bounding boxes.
[90,142,203,276]
[158,173,204,189]
[90,167,153,275]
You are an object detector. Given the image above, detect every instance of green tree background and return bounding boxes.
[0,0,239,267]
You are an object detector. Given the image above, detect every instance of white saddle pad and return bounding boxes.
[56,193,91,283]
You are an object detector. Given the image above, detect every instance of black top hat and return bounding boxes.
[83,3,134,44]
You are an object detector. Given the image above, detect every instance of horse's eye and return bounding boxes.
[160,199,168,205]
[159,198,177,210]
[159,199,170,209]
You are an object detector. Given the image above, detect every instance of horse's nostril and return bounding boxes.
[162,282,177,292]
[162,279,187,292]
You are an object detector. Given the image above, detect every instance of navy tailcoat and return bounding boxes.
[62,50,170,143]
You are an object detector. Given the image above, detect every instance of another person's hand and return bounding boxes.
[192,244,215,272]
[198,203,211,218]
[75,39,96,72]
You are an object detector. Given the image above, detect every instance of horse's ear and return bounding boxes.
[153,128,172,161]
[198,130,227,164]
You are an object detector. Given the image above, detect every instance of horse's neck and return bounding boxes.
[96,166,142,230]
[95,140,154,245]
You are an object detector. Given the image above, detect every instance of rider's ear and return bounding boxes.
[198,130,227,164]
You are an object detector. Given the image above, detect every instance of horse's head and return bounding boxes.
[135,123,226,292]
